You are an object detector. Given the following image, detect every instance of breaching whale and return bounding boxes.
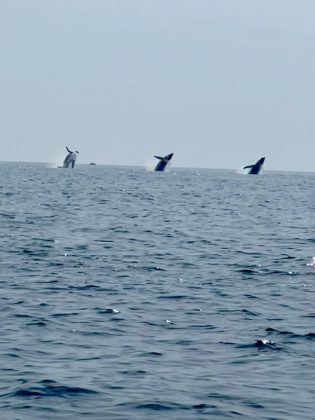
[243,157,265,174]
[63,147,79,168]
[154,153,174,172]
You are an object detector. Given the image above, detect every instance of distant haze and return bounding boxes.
[1,0,315,171]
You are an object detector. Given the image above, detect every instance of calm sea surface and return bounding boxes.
[0,162,314,419]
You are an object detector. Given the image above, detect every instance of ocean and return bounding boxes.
[0,162,314,419]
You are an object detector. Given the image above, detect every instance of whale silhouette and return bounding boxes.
[243,157,265,174]
[154,153,174,172]
[63,147,79,168]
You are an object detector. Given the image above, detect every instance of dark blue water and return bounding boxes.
[0,162,314,419]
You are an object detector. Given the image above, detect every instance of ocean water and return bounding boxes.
[0,162,314,420]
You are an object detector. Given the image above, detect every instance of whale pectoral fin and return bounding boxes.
[154,156,163,160]
[243,165,254,169]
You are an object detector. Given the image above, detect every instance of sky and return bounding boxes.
[0,0,315,171]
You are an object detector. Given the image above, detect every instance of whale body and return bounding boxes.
[154,153,174,172]
[63,147,79,168]
[243,157,265,175]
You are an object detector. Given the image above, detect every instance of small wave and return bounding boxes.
[236,338,282,350]
[218,308,259,317]
[120,401,189,411]
[14,313,33,319]
[26,321,47,327]
[254,339,275,348]
[244,294,262,300]
[265,327,315,340]
[97,308,119,314]
[0,211,15,219]
[143,266,167,271]
[51,312,79,317]
[301,313,315,318]
[31,237,55,245]
[121,369,147,376]
[67,285,102,291]
[238,268,260,274]
[135,402,181,411]
[7,380,98,398]
[138,351,163,357]
[22,249,50,257]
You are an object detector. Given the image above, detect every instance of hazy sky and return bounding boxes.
[1,0,315,171]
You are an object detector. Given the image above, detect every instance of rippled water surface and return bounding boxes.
[0,162,314,419]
